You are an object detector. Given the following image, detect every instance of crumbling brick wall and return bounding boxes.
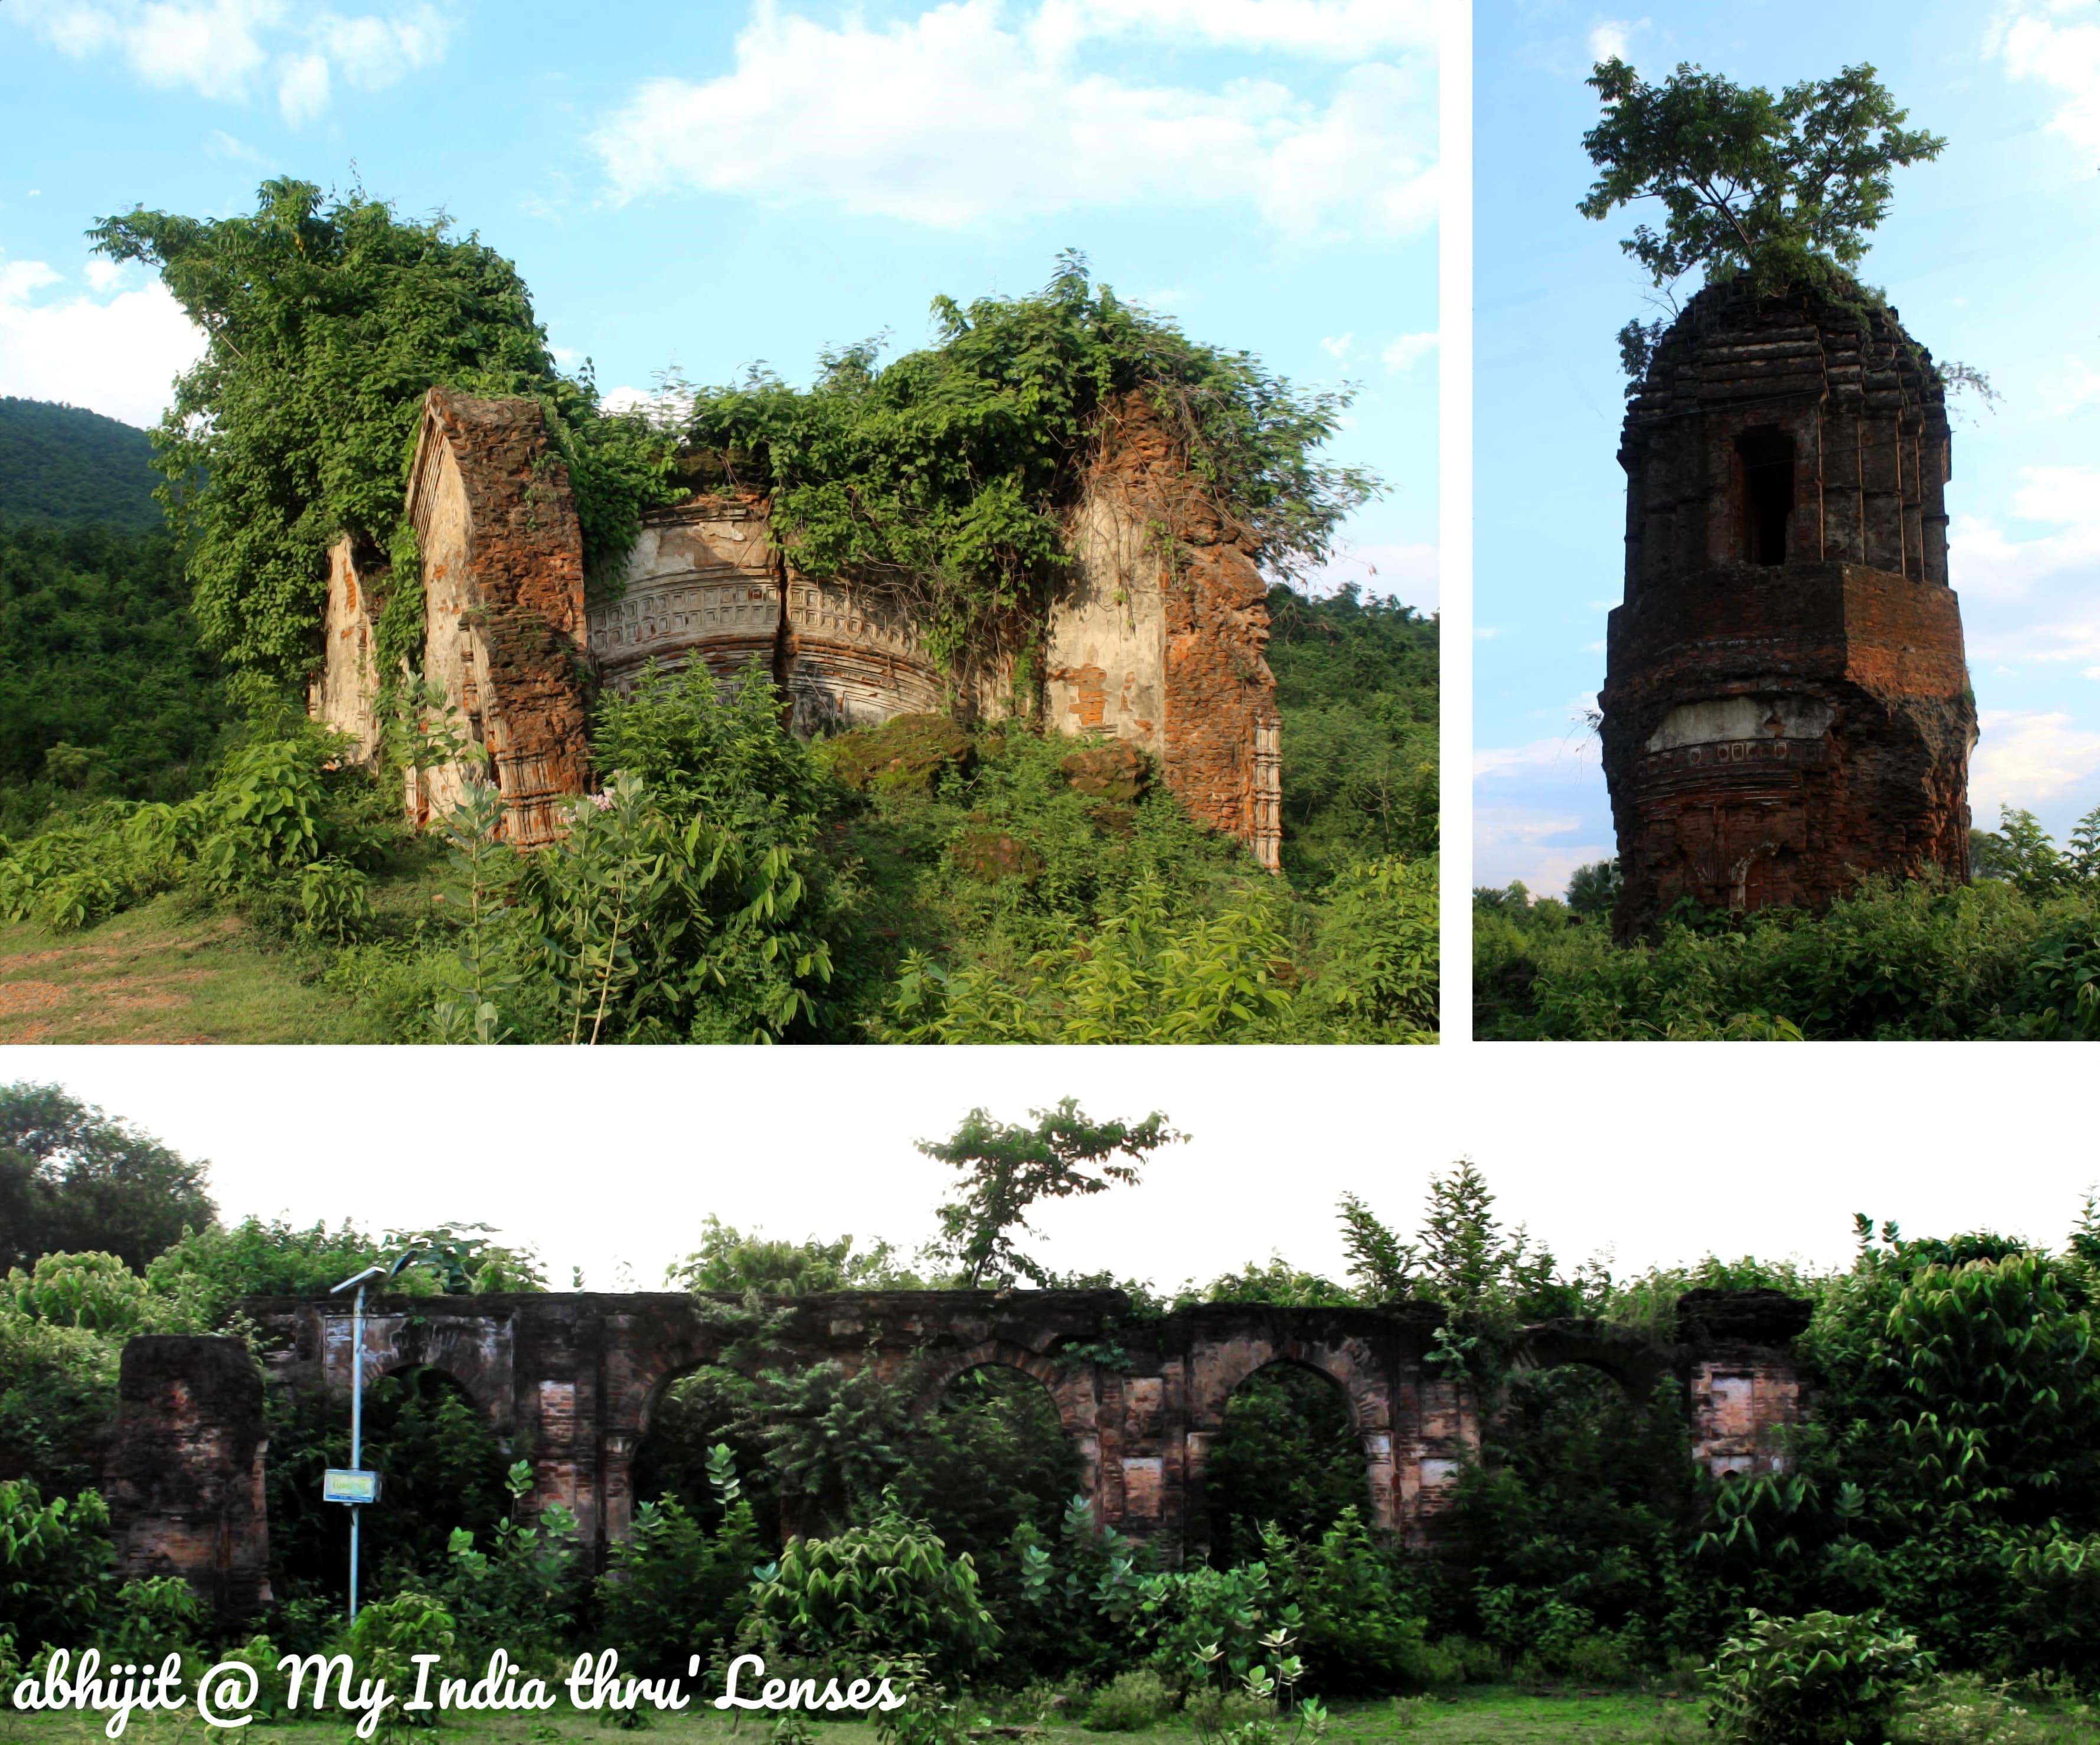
[103,1335,272,1619]
[406,389,593,848]
[1057,395,1283,871]
[120,1289,1810,1601]
[1601,277,1974,937]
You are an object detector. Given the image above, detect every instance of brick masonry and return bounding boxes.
[1601,276,1975,938]
[319,393,1281,868]
[103,1336,273,1621]
[404,389,595,848]
[114,1290,1811,1605]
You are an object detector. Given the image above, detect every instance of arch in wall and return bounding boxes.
[1203,1357,1375,1563]
[1190,1339,1398,1544]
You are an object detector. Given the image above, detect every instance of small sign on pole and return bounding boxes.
[322,1468,382,1506]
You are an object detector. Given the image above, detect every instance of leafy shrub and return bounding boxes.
[1897,1672,2095,1745]
[1409,1637,1501,1686]
[1707,1610,1928,1745]
[0,1478,112,1652]
[1264,1511,1431,1695]
[745,1498,999,1678]
[347,1590,458,1731]
[599,1448,767,1677]
[1082,1669,1174,1731]
[1475,868,2100,1041]
[106,1575,205,1672]
[1300,856,1438,1041]
[436,1460,580,1663]
[6,1250,168,1335]
[825,715,972,797]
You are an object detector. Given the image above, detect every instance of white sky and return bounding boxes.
[25,1045,2095,1293]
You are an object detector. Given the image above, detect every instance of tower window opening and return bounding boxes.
[1736,429,1795,566]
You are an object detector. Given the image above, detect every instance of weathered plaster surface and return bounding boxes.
[309,538,383,763]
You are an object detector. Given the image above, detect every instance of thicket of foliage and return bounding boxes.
[1264,582,1437,887]
[0,1083,215,1271]
[0,521,232,833]
[0,397,159,530]
[90,177,680,678]
[687,253,1376,669]
[1475,807,2100,1040]
[5,1094,2099,1736]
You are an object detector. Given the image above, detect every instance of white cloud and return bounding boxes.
[277,52,330,125]
[1320,332,1352,360]
[1971,708,2100,817]
[1586,17,1647,63]
[1474,733,1614,892]
[1382,329,1438,371]
[1990,0,2100,156]
[1030,0,1433,58]
[592,1,1435,238]
[1949,465,2100,603]
[3,0,455,123]
[0,259,207,427]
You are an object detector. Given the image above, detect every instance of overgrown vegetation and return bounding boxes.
[687,251,1376,669]
[0,224,1433,1043]
[1580,55,1949,385]
[89,177,681,678]
[5,1090,2100,1738]
[1475,806,2100,1040]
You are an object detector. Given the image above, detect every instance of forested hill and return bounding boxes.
[0,396,161,531]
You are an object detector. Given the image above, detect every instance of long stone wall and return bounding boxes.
[112,1290,1811,1607]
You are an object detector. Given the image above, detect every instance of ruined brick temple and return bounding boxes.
[1599,276,1976,938]
[311,389,1282,869]
[109,1288,1810,1613]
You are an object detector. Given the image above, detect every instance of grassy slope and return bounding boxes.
[0,896,386,1044]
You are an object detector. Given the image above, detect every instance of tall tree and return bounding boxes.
[919,1098,1181,1287]
[0,1082,216,1269]
[90,178,675,679]
[1579,58,1944,300]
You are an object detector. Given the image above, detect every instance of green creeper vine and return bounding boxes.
[90,178,681,680]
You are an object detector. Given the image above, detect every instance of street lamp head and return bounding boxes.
[329,1264,387,1296]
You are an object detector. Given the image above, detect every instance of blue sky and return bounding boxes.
[0,0,1438,609]
[1475,0,2100,895]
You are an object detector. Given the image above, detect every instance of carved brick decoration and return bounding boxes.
[103,1336,272,1619]
[406,389,593,848]
[324,389,1282,867]
[117,1289,1809,1601]
[1601,276,1975,938]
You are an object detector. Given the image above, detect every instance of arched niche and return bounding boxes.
[1200,1357,1376,1564]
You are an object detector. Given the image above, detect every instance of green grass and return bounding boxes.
[0,892,390,1044]
[0,1692,1706,1745]
[3,1687,2095,1745]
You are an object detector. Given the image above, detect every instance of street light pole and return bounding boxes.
[348,1272,367,1619]
[329,1249,419,1623]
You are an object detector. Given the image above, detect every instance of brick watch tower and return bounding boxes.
[1598,275,1977,940]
